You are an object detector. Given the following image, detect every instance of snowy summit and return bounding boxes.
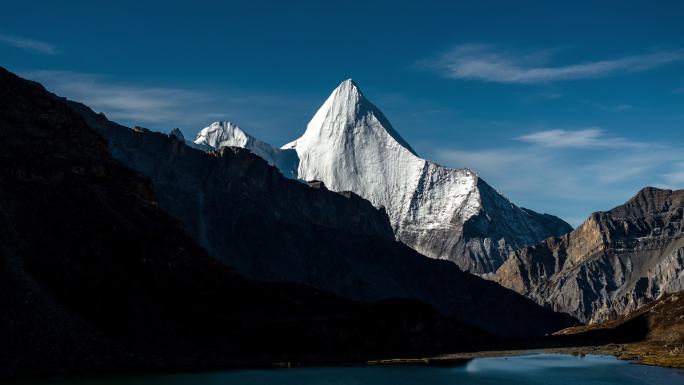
[193,121,299,179]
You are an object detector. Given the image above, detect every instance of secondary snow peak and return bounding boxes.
[193,121,300,179]
[194,121,246,148]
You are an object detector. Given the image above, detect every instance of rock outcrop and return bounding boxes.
[496,187,684,323]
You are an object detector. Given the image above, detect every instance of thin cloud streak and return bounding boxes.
[20,70,314,145]
[423,44,684,83]
[608,104,634,111]
[515,128,654,149]
[24,70,207,124]
[0,33,56,54]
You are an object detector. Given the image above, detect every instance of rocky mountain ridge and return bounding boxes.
[495,187,684,323]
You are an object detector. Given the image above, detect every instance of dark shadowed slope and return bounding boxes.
[0,67,499,379]
[67,97,577,338]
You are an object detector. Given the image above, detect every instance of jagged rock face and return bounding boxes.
[194,121,299,179]
[496,187,684,323]
[281,79,571,274]
[68,97,577,338]
[0,67,504,378]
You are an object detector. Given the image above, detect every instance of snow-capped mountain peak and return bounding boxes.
[280,79,570,273]
[194,121,253,149]
[194,121,299,179]
[283,79,417,156]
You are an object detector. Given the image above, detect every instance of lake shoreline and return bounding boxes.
[544,344,684,368]
[7,352,683,385]
[6,345,682,384]
[373,344,684,369]
[371,345,684,369]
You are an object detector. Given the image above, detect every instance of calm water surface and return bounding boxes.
[17,354,684,385]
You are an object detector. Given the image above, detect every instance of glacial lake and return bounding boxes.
[15,354,684,385]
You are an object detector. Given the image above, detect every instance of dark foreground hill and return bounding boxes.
[0,67,502,378]
[66,98,576,338]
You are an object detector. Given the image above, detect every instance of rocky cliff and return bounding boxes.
[496,187,684,323]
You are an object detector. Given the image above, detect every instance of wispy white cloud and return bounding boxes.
[0,33,56,54]
[436,148,551,173]
[583,152,678,184]
[431,127,684,227]
[20,70,313,145]
[422,44,684,84]
[514,128,653,149]
[23,70,207,124]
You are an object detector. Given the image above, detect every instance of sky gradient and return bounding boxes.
[2,0,682,226]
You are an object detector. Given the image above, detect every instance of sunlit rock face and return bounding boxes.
[496,187,684,323]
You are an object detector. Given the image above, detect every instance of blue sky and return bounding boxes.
[2,0,683,226]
